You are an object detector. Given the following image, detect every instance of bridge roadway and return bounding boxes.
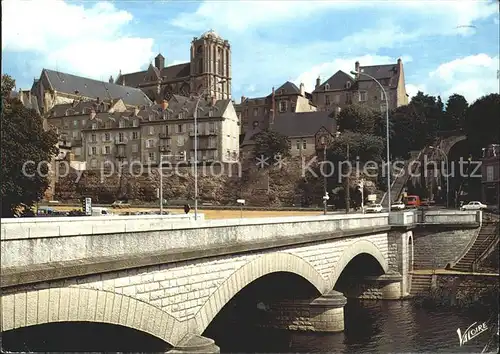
[0,210,480,352]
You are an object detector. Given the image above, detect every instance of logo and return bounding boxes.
[457,322,488,346]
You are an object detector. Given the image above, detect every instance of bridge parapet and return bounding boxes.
[1,214,389,269]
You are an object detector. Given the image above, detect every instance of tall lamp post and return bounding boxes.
[322,139,328,215]
[193,79,226,220]
[350,70,391,214]
[429,146,449,208]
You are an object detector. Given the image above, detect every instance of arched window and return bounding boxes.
[197,45,203,54]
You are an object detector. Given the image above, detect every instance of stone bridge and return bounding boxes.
[0,210,480,352]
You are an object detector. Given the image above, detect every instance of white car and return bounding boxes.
[460,201,487,211]
[391,201,406,210]
[365,203,384,213]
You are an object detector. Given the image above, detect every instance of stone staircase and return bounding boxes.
[451,221,499,272]
[409,274,432,296]
[381,149,424,207]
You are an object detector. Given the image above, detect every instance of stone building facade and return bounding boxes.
[481,144,500,206]
[115,30,232,103]
[46,95,239,170]
[312,59,409,113]
[235,81,317,135]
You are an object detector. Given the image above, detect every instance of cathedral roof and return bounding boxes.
[115,62,191,88]
[39,69,153,107]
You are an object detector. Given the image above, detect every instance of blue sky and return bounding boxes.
[2,0,499,104]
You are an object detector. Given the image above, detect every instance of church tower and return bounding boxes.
[190,30,231,100]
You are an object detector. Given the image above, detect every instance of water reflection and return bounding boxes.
[215,300,496,353]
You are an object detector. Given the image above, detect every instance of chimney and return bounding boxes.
[300,82,305,97]
[315,76,321,89]
[109,75,114,84]
[90,109,96,120]
[355,61,360,79]
[161,100,168,111]
[397,58,402,65]
[241,95,246,104]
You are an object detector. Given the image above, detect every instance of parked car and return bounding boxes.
[460,201,487,211]
[403,195,421,208]
[111,201,130,209]
[391,201,406,211]
[364,203,384,213]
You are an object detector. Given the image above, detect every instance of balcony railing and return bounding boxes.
[114,138,128,145]
[159,132,170,139]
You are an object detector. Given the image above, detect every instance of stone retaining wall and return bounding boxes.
[413,228,478,269]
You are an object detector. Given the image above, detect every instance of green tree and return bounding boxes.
[464,93,500,157]
[337,104,378,135]
[1,74,59,217]
[327,131,384,163]
[253,129,291,161]
[1,74,16,98]
[444,93,468,131]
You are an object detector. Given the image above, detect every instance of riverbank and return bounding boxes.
[412,271,499,311]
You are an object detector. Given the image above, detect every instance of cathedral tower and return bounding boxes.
[190,30,231,100]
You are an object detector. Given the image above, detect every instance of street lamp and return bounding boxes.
[350,70,391,215]
[321,138,328,215]
[193,79,226,220]
[159,154,167,215]
[429,146,449,208]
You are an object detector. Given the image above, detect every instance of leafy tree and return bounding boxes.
[337,104,378,135]
[1,74,59,217]
[328,131,384,163]
[253,129,291,161]
[464,93,500,157]
[1,74,16,98]
[444,93,468,132]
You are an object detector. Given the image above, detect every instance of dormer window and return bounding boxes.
[346,82,351,89]
[325,84,330,91]
[119,120,125,128]
[279,89,285,95]
[92,123,97,130]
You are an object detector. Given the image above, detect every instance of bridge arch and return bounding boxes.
[329,239,388,288]
[1,287,182,347]
[194,252,327,333]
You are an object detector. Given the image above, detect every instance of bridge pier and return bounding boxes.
[337,272,403,300]
[168,334,220,353]
[257,290,348,333]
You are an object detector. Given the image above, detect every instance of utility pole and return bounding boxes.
[345,143,350,213]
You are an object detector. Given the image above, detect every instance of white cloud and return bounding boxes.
[427,54,499,102]
[2,0,154,84]
[171,0,497,36]
[406,84,427,100]
[294,55,412,93]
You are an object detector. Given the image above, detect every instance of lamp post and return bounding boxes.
[322,141,327,215]
[193,79,226,221]
[159,154,166,215]
[429,146,449,208]
[350,70,391,214]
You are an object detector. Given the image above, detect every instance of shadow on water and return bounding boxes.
[208,300,497,353]
[1,321,171,353]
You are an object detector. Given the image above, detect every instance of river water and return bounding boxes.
[210,300,498,353]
